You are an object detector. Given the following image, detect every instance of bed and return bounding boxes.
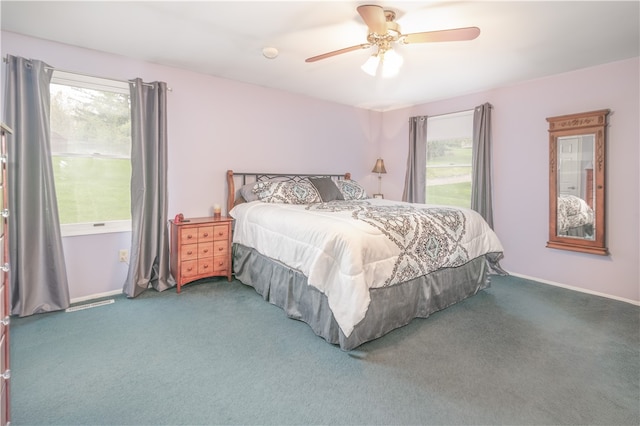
[557,194,594,238]
[227,170,505,351]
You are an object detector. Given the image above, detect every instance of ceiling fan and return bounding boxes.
[305,5,480,77]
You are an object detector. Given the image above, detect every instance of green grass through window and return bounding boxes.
[426,182,471,208]
[426,144,472,208]
[53,156,131,224]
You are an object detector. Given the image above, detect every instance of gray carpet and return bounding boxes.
[10,275,640,425]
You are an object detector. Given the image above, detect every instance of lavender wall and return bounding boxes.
[2,31,638,304]
[1,31,381,300]
[380,58,639,303]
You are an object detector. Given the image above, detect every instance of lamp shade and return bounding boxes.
[372,158,387,174]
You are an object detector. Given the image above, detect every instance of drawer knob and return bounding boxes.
[187,267,193,272]
[218,232,223,236]
[218,261,224,266]
[203,249,209,254]
[218,247,223,251]
[187,235,193,240]
[187,250,193,255]
[203,232,209,237]
[203,264,209,269]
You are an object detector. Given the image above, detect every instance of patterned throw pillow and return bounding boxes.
[335,179,369,200]
[254,180,321,204]
[239,177,288,202]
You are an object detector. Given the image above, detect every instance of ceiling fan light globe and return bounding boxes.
[384,48,403,68]
[380,48,403,78]
[361,55,380,76]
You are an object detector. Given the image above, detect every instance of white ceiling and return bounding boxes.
[1,1,639,111]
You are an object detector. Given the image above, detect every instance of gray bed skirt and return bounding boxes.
[233,243,502,351]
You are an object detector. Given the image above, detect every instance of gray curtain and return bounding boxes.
[402,115,428,203]
[123,78,174,297]
[471,103,494,228]
[4,55,70,316]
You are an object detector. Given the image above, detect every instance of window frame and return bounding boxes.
[425,109,474,208]
[50,71,132,237]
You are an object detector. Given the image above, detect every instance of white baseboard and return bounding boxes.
[507,271,640,306]
[70,274,640,308]
[70,289,122,305]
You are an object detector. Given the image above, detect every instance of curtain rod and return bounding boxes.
[3,56,172,91]
[427,105,493,119]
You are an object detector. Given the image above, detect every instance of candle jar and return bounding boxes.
[213,204,221,219]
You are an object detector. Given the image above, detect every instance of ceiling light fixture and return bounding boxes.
[361,46,403,78]
[306,5,480,80]
[262,47,279,59]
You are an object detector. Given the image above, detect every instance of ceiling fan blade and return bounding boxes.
[357,4,387,34]
[403,27,481,44]
[305,44,371,63]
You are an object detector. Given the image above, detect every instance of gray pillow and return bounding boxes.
[239,182,260,202]
[308,177,344,202]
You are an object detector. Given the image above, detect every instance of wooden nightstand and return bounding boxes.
[170,216,233,293]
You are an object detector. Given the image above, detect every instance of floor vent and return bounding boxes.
[65,299,115,313]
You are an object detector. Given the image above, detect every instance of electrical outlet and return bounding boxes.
[118,249,129,263]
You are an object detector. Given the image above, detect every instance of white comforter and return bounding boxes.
[231,198,504,337]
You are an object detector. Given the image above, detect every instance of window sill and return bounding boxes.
[61,220,131,237]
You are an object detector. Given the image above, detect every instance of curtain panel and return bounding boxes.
[471,103,494,228]
[3,55,70,316]
[123,78,174,297]
[402,116,428,203]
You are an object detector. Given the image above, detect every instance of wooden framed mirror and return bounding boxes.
[546,110,609,255]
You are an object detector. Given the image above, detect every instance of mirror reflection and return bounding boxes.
[556,134,595,240]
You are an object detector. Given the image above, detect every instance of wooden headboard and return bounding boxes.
[226,170,351,213]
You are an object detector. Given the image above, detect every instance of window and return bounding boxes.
[50,71,131,236]
[426,110,473,208]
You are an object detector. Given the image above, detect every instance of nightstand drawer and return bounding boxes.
[197,257,214,275]
[180,228,198,243]
[198,226,214,242]
[213,240,228,256]
[212,257,229,274]
[198,242,213,258]
[212,225,229,241]
[181,259,198,278]
[180,243,198,260]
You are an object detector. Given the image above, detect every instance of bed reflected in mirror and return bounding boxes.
[547,110,609,255]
